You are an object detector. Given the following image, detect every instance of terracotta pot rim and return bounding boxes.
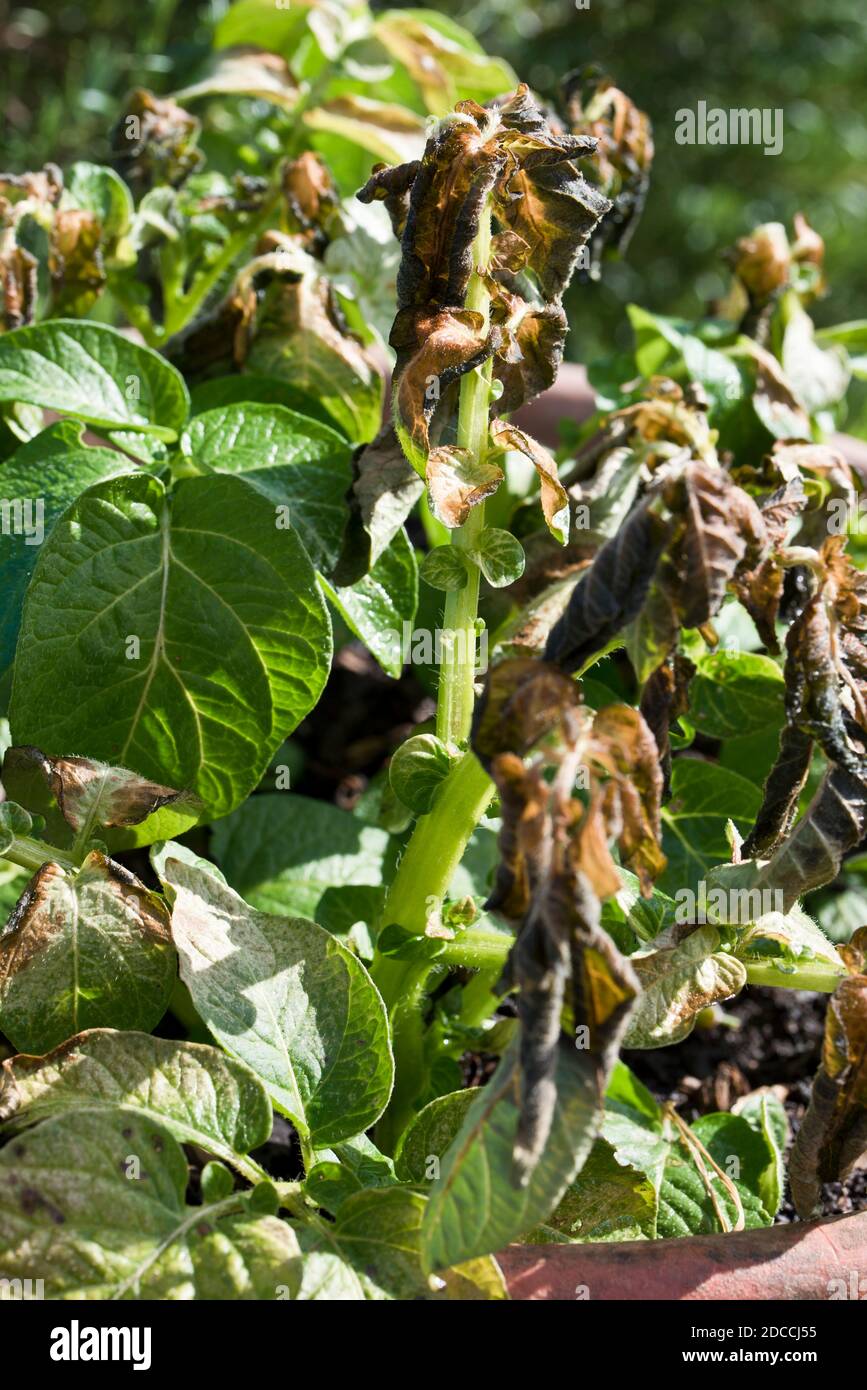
[498,1208,867,1301]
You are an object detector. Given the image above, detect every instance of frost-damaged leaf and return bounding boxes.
[181,402,353,575]
[0,320,189,441]
[623,925,747,1048]
[299,1186,506,1301]
[564,72,654,271]
[359,85,610,478]
[789,928,867,1216]
[0,1108,301,1299]
[421,1036,601,1270]
[638,653,695,798]
[427,444,504,528]
[9,471,331,821]
[544,498,670,672]
[3,746,200,851]
[0,1030,271,1177]
[471,660,643,1175]
[751,768,867,912]
[0,853,175,1054]
[491,298,566,413]
[731,475,805,652]
[489,421,570,544]
[490,85,611,299]
[156,850,393,1148]
[110,87,203,193]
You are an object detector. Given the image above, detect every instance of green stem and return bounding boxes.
[436,203,493,747]
[456,964,507,1029]
[1,838,77,875]
[372,750,493,1152]
[438,928,512,971]
[744,959,844,994]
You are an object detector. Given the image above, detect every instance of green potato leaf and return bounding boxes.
[0,421,137,682]
[0,320,189,441]
[9,471,331,820]
[155,848,394,1148]
[182,402,353,574]
[0,1108,301,1299]
[0,1029,272,1174]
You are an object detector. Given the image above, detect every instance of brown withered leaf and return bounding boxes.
[360,86,611,478]
[789,927,867,1216]
[1,243,38,330]
[0,852,175,1053]
[110,89,203,192]
[48,208,106,316]
[731,476,806,652]
[491,85,610,300]
[564,70,654,269]
[356,159,420,240]
[471,657,581,769]
[639,653,695,798]
[281,152,338,252]
[659,460,767,631]
[590,704,666,892]
[544,497,671,673]
[471,657,655,1175]
[741,725,814,858]
[489,420,570,543]
[491,296,567,414]
[426,444,504,528]
[390,306,493,475]
[727,221,791,304]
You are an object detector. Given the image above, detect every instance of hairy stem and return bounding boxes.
[436,203,493,746]
[744,958,844,993]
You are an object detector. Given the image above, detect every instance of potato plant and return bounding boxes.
[1,0,866,1300]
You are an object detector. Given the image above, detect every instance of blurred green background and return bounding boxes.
[2,0,865,424]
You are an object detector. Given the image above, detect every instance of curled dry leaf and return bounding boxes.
[359,84,610,479]
[564,70,654,270]
[624,925,748,1049]
[0,852,175,1053]
[470,657,670,1175]
[427,445,504,528]
[110,88,203,193]
[331,423,424,585]
[489,420,570,543]
[638,652,696,798]
[4,745,195,835]
[754,766,867,911]
[789,927,867,1216]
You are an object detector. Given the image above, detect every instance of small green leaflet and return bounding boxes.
[0,320,189,441]
[0,1108,301,1299]
[10,471,331,820]
[155,848,394,1147]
